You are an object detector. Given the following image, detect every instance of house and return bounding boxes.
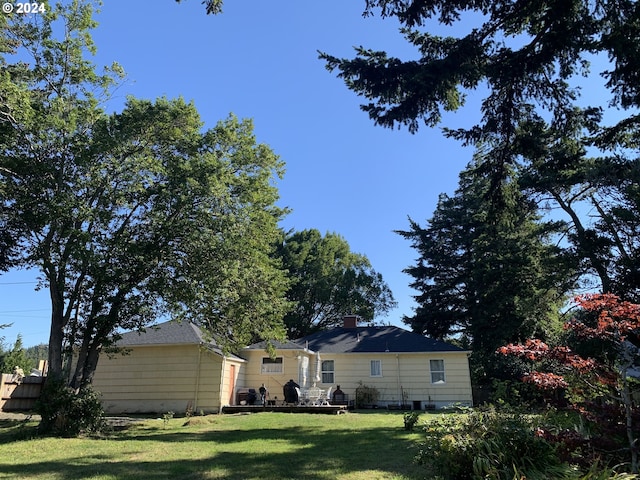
[242,315,473,410]
[90,316,472,413]
[90,320,245,414]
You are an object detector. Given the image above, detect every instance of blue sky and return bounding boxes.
[0,1,479,347]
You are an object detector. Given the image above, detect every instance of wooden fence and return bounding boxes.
[0,373,46,411]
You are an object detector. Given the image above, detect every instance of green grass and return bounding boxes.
[0,411,432,480]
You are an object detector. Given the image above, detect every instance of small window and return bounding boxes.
[261,357,283,374]
[370,359,382,377]
[321,360,334,384]
[430,359,445,384]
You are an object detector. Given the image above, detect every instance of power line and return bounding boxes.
[0,308,49,314]
[0,281,39,285]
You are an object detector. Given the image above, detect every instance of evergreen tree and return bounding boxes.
[320,1,640,301]
[0,334,33,375]
[399,155,569,379]
[24,343,49,373]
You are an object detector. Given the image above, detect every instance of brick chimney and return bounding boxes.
[343,315,359,328]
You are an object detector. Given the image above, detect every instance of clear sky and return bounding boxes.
[0,0,478,347]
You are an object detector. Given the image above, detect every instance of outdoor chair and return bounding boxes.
[307,386,321,405]
[294,387,306,405]
[320,387,332,406]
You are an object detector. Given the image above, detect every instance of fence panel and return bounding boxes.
[0,373,45,411]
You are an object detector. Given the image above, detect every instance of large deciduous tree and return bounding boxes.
[0,0,289,400]
[276,229,396,338]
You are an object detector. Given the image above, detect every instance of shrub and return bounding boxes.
[499,294,640,473]
[355,381,379,408]
[489,378,547,408]
[403,411,420,431]
[35,380,106,437]
[416,406,573,480]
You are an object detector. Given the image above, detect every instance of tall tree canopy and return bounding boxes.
[0,1,289,392]
[276,229,396,338]
[320,0,639,287]
[399,154,570,379]
[321,0,639,140]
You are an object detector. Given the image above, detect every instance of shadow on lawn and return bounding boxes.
[0,418,40,443]
[0,454,369,480]
[0,414,426,479]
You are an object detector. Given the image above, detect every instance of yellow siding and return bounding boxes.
[325,352,472,408]
[240,349,303,404]
[92,345,227,414]
[237,348,473,409]
[218,357,245,408]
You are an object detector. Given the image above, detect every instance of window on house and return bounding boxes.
[430,359,445,384]
[370,359,382,377]
[321,360,334,384]
[261,357,283,374]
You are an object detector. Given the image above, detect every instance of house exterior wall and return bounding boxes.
[239,348,473,409]
[219,357,245,408]
[91,344,226,414]
[240,348,305,404]
[324,351,472,408]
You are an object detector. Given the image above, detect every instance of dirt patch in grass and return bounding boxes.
[0,411,40,422]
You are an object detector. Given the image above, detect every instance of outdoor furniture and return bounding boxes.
[320,387,332,406]
[307,386,322,405]
[295,387,307,405]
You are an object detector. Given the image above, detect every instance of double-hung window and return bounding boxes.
[321,360,334,384]
[261,357,283,374]
[430,359,445,384]
[370,359,382,377]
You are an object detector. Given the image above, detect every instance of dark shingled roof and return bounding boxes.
[300,326,464,353]
[245,339,307,351]
[117,320,206,346]
[115,320,243,360]
[246,326,465,354]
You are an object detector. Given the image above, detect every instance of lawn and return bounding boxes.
[0,411,432,480]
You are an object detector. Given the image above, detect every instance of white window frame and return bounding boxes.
[261,357,283,374]
[321,360,334,384]
[430,359,446,384]
[370,359,382,377]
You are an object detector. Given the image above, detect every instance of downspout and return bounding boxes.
[396,354,401,406]
[194,344,202,412]
[218,355,227,414]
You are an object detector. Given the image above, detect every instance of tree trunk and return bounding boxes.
[550,189,612,293]
[47,280,67,382]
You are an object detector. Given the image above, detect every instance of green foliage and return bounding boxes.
[403,411,420,431]
[176,0,223,15]
[500,295,640,473]
[35,380,105,437]
[1,0,290,394]
[489,379,546,409]
[162,411,174,429]
[276,229,396,337]
[417,407,573,480]
[355,381,380,408]
[323,0,640,304]
[0,334,33,375]
[398,154,568,380]
[24,343,48,372]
